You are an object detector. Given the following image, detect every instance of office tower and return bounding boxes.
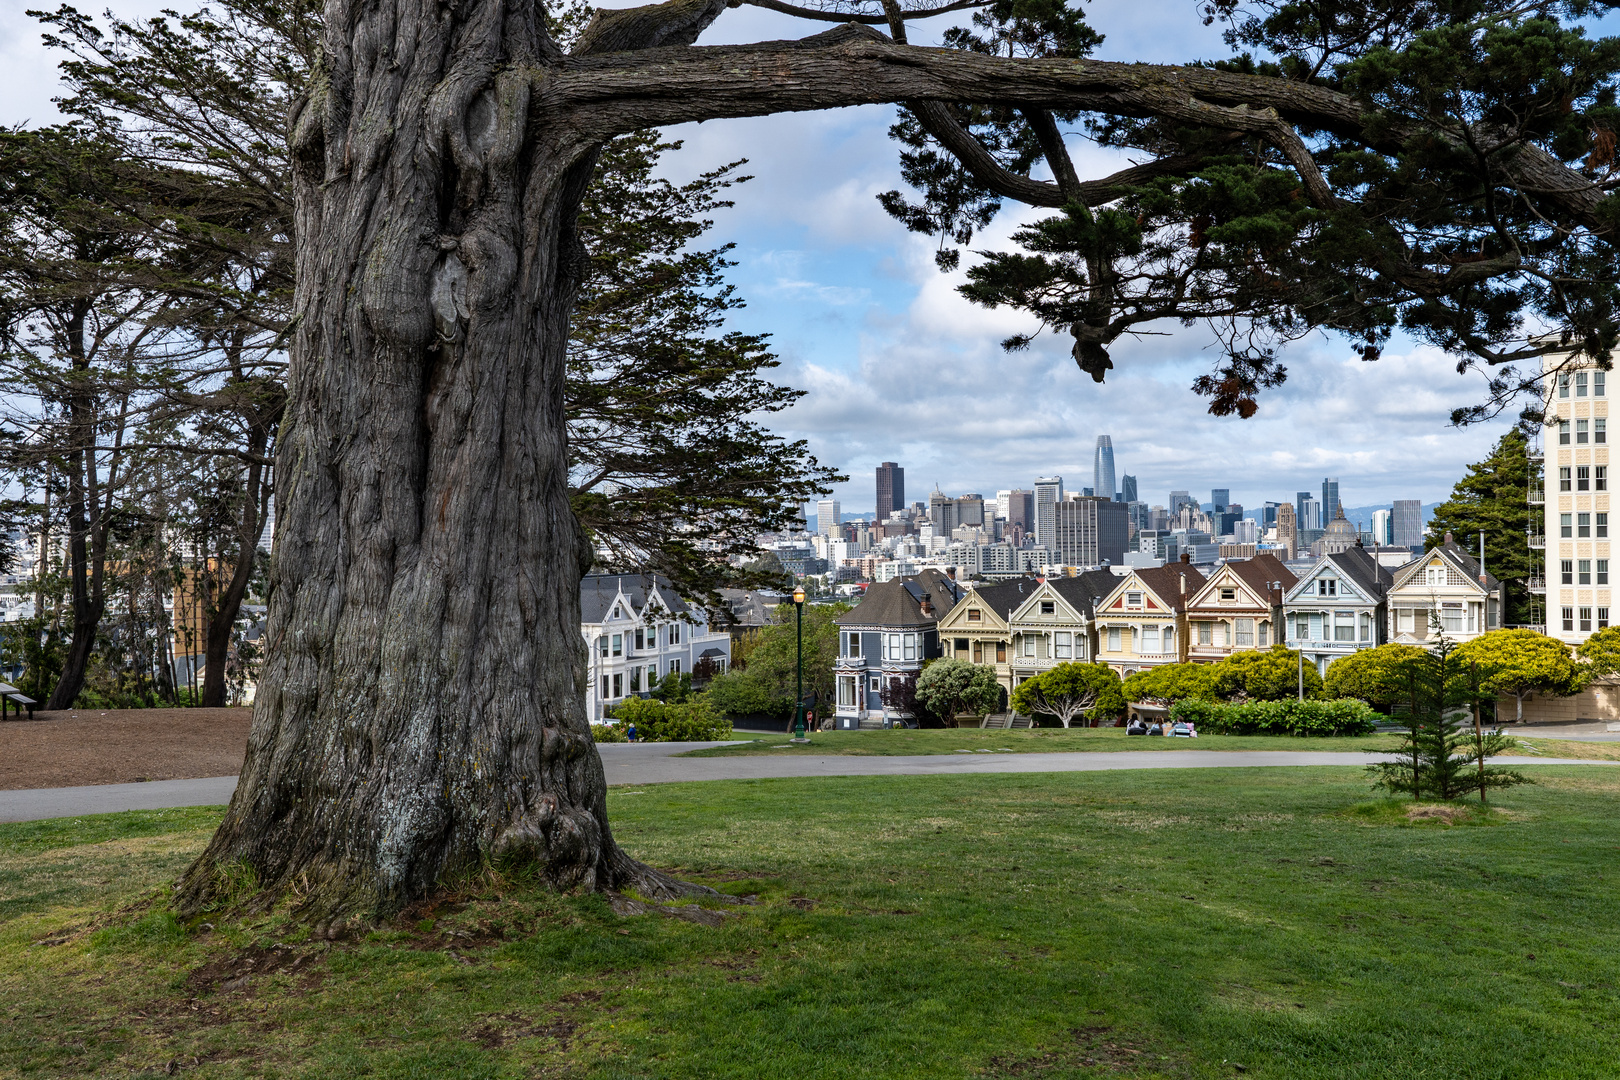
[929,488,956,535]
[955,493,985,528]
[1393,499,1423,548]
[816,499,840,536]
[1261,501,1281,529]
[1034,477,1064,549]
[1053,496,1129,566]
[996,490,1012,521]
[1093,436,1117,509]
[1168,490,1195,519]
[1121,474,1137,503]
[1296,491,1318,531]
[1300,497,1321,532]
[1277,502,1297,557]
[1321,478,1341,524]
[1005,489,1034,535]
[875,462,904,522]
[1371,507,1393,546]
[1211,488,1231,513]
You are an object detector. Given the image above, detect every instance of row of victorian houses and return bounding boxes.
[832,534,1504,728]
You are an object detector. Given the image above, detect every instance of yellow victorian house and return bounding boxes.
[1094,556,1206,676]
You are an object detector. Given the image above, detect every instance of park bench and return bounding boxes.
[0,683,36,720]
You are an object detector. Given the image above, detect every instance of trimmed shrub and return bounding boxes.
[607,697,733,742]
[1168,697,1378,736]
[590,723,627,743]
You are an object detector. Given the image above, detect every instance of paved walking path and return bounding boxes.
[1,743,1611,823]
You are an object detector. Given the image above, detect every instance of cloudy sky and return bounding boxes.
[0,0,1579,516]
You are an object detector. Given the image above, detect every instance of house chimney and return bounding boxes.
[1443,530,1455,546]
[1180,552,1191,564]
[920,592,934,617]
[1478,530,1488,585]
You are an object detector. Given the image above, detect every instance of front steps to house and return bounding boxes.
[979,713,1033,729]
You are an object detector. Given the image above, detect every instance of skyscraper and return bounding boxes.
[1321,478,1341,524]
[1005,489,1034,538]
[1296,491,1316,530]
[875,462,904,522]
[1211,488,1231,513]
[1034,477,1064,550]
[1393,499,1423,548]
[1301,497,1321,532]
[995,489,1013,521]
[929,487,955,535]
[1093,436,1116,508]
[1168,490,1195,517]
[1053,496,1129,566]
[1276,502,1298,558]
[1371,507,1393,546]
[1121,474,1137,503]
[955,493,985,528]
[816,499,840,536]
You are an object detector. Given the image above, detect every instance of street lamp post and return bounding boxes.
[792,585,808,741]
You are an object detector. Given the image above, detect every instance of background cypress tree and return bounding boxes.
[1426,431,1537,626]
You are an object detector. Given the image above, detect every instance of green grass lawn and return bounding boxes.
[4,767,1620,1077]
[694,726,1620,759]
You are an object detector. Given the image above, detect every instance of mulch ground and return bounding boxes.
[0,708,251,790]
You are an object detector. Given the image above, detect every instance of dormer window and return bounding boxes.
[1318,579,1337,597]
[1040,601,1055,615]
[1426,565,1446,587]
[1220,588,1236,601]
[1126,592,1143,608]
[967,609,982,623]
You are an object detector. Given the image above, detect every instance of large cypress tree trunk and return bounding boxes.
[176,0,693,922]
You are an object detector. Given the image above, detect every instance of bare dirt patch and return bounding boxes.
[0,708,250,789]
[1406,804,1473,824]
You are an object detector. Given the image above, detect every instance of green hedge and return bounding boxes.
[1167,697,1378,736]
[605,697,734,742]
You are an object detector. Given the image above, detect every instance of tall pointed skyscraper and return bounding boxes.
[1094,436,1117,504]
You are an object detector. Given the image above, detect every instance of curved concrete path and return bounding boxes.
[1,742,1611,823]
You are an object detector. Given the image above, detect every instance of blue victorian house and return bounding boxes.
[833,569,965,729]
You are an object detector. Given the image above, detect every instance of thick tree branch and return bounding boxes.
[551,26,1612,232]
[735,0,990,24]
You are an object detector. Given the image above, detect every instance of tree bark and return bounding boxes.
[176,0,713,922]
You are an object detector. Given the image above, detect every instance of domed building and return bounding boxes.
[1313,506,1361,557]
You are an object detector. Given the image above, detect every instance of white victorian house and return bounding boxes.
[1282,545,1393,675]
[581,573,733,721]
[1384,533,1504,646]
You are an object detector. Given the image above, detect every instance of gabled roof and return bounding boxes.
[836,569,966,629]
[1048,569,1126,618]
[941,577,1041,629]
[1192,555,1297,608]
[580,573,689,624]
[1098,560,1206,614]
[1390,534,1501,592]
[1287,546,1394,603]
